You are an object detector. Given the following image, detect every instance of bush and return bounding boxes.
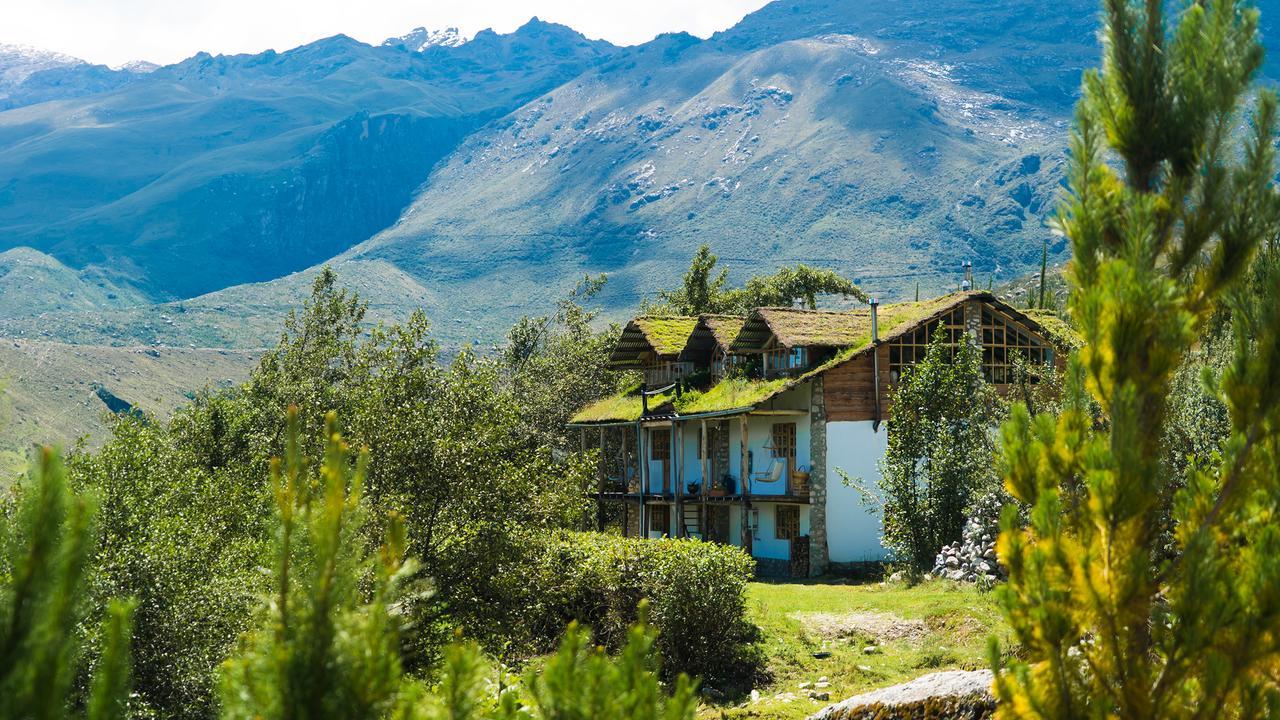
[220,412,697,720]
[526,532,759,689]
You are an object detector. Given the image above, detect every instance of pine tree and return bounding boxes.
[219,408,412,720]
[992,0,1280,717]
[0,448,135,720]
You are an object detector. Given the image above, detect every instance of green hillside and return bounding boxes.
[0,339,257,478]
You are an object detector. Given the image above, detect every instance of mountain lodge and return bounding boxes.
[567,289,1075,577]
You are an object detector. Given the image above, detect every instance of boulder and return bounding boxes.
[808,670,995,720]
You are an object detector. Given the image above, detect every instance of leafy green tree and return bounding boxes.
[738,264,868,309]
[502,274,626,452]
[1,448,135,720]
[649,245,866,314]
[992,0,1280,716]
[866,330,1000,570]
[220,411,695,720]
[652,246,731,316]
[72,410,270,720]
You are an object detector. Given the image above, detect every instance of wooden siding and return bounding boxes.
[824,300,1062,421]
[824,345,892,422]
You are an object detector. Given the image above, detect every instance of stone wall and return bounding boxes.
[755,557,791,578]
[712,420,732,488]
[809,376,829,576]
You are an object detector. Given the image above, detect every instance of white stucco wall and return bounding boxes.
[748,501,812,560]
[825,420,890,562]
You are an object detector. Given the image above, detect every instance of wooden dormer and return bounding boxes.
[678,314,746,380]
[607,316,699,387]
[729,307,871,378]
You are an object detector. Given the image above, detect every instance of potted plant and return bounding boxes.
[687,481,701,496]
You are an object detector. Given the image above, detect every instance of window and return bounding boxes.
[649,504,670,534]
[776,505,799,540]
[888,307,965,382]
[643,361,692,387]
[651,428,670,461]
[980,307,1052,384]
[771,423,796,461]
[763,346,808,377]
[885,304,1052,386]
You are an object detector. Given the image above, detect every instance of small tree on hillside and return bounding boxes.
[992,0,1280,717]
[870,330,1000,571]
[650,244,866,315]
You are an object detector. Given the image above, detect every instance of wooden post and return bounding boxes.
[597,427,606,531]
[700,419,709,538]
[739,414,752,556]
[638,423,647,537]
[580,428,589,531]
[673,420,682,538]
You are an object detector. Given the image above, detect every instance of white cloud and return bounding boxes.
[0,0,773,67]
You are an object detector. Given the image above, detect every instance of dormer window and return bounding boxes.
[644,361,693,387]
[763,346,808,377]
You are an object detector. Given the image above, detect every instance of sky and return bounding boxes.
[1,0,774,68]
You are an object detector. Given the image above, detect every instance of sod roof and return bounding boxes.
[678,314,746,363]
[730,307,872,352]
[571,292,1080,423]
[569,388,676,424]
[607,316,698,367]
[1021,309,1083,349]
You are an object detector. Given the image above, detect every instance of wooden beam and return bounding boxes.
[597,427,606,532]
[673,420,682,538]
[700,419,709,538]
[739,414,752,556]
[748,409,807,416]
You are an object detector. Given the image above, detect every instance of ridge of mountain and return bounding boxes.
[3,0,1280,353]
[0,21,618,300]
[383,26,467,51]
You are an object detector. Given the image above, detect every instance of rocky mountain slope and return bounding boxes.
[2,0,1279,351]
[0,20,616,299]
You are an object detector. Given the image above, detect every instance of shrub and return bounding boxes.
[527,532,759,689]
[220,412,696,720]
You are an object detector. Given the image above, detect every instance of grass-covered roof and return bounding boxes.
[1021,308,1083,349]
[673,377,791,415]
[569,388,676,424]
[574,291,1081,423]
[678,314,746,363]
[730,307,872,352]
[607,316,698,367]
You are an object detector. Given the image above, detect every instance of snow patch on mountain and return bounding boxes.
[382,27,467,52]
[117,60,160,73]
[0,43,85,85]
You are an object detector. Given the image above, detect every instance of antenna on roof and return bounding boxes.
[962,261,973,291]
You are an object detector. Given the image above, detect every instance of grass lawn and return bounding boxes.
[701,578,1010,719]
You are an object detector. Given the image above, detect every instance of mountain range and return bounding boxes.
[1,0,1278,355]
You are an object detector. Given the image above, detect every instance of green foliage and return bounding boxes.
[1,447,135,720]
[870,330,1000,571]
[528,532,759,689]
[502,274,627,452]
[522,619,697,720]
[71,411,270,720]
[648,245,866,315]
[219,414,695,720]
[219,409,411,720]
[992,0,1280,716]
